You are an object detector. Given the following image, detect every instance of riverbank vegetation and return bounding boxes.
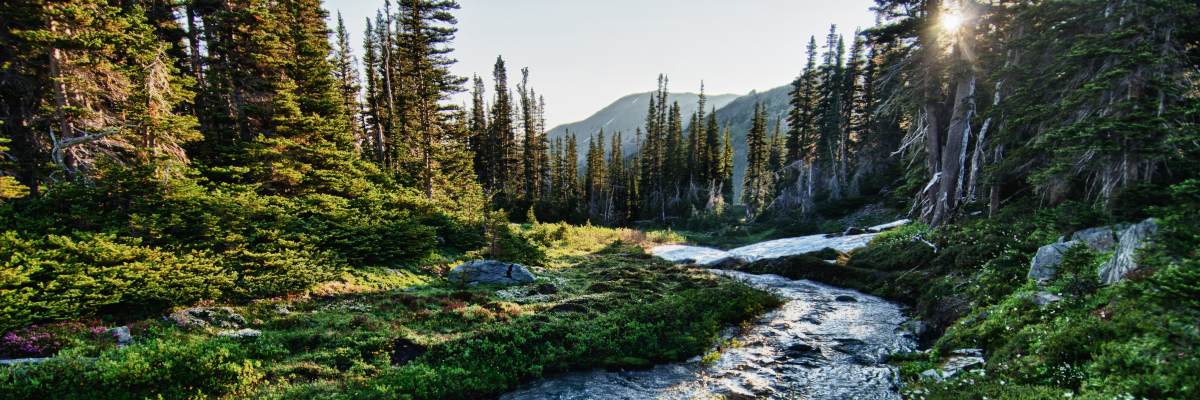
[0,224,778,399]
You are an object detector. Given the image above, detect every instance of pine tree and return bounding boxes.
[7,0,200,183]
[787,37,820,164]
[519,68,541,202]
[563,132,580,214]
[743,102,772,218]
[361,18,386,163]
[468,75,492,189]
[489,56,518,200]
[608,131,627,224]
[332,12,364,147]
[720,125,735,202]
[769,117,787,173]
[395,0,467,198]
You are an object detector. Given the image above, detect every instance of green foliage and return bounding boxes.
[847,222,934,272]
[0,138,27,201]
[869,186,1200,399]
[2,229,776,400]
[354,281,777,399]
[0,165,489,330]
[0,335,263,400]
[0,232,229,330]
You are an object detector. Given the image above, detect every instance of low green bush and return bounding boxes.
[353,282,779,399]
[0,165,496,330]
[0,232,230,330]
[0,334,263,399]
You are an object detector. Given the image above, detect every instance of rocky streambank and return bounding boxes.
[503,221,920,400]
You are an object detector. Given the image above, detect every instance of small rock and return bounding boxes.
[1032,291,1063,306]
[217,328,261,339]
[941,349,985,379]
[899,320,930,339]
[275,305,292,316]
[920,369,944,382]
[950,348,983,357]
[834,295,858,302]
[107,326,132,346]
[168,307,247,329]
[842,227,869,236]
[941,355,984,378]
[784,342,818,356]
[448,260,535,286]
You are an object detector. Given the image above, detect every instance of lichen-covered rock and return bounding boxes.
[1098,218,1158,284]
[941,349,985,379]
[168,307,246,329]
[1027,241,1076,282]
[107,326,132,346]
[1032,291,1063,306]
[448,260,535,286]
[216,328,261,339]
[1070,225,1124,252]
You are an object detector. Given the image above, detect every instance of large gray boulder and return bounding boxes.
[1028,241,1077,282]
[1069,225,1124,252]
[449,260,535,286]
[1098,218,1158,285]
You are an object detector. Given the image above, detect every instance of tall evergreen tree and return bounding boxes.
[787,37,820,164]
[332,12,364,147]
[743,102,772,218]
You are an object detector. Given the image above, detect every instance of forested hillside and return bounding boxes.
[1,0,1198,399]
[545,90,739,158]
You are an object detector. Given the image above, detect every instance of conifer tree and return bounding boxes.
[332,12,364,146]
[489,56,518,200]
[361,18,386,163]
[720,125,735,201]
[563,132,580,214]
[743,102,772,218]
[787,37,820,164]
[395,0,467,197]
[608,131,627,224]
[769,117,787,173]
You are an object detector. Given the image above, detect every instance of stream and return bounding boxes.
[502,221,918,400]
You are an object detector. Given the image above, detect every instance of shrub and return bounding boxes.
[0,335,263,399]
[353,282,779,399]
[0,232,231,331]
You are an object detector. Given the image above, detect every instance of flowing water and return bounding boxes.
[502,222,917,399]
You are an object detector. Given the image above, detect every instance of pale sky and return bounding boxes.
[326,0,878,129]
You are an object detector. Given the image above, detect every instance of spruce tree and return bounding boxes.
[787,37,820,164]
[564,132,580,215]
[332,12,364,146]
[395,0,467,197]
[743,102,772,218]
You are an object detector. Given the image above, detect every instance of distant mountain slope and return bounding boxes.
[712,84,792,200]
[546,91,739,153]
[547,85,793,201]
